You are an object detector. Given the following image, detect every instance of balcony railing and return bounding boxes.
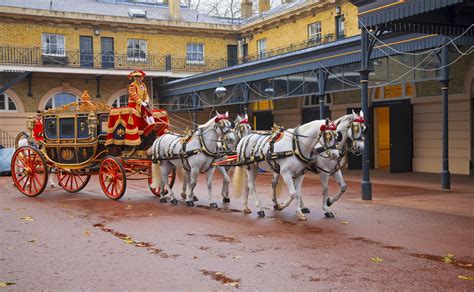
[244,33,344,62]
[0,46,232,73]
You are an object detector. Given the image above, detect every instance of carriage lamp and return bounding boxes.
[215,77,227,99]
[87,112,98,137]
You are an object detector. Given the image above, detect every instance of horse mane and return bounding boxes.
[198,117,216,129]
[335,113,355,126]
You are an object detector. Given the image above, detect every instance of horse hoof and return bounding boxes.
[301,207,311,214]
[273,204,283,211]
[180,193,186,199]
[298,215,308,221]
[324,212,335,218]
[186,201,194,207]
[162,190,169,196]
[159,198,167,204]
[243,208,251,214]
[193,196,199,202]
[50,184,56,189]
[222,197,230,204]
[210,202,218,209]
[170,199,178,205]
[326,198,333,207]
[257,211,265,218]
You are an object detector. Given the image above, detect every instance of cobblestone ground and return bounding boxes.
[0,171,473,290]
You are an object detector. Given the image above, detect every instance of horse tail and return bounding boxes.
[275,175,284,198]
[175,166,185,182]
[150,162,162,191]
[232,166,245,198]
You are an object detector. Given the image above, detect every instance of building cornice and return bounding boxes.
[0,6,240,37]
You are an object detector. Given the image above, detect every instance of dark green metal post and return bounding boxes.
[439,46,450,189]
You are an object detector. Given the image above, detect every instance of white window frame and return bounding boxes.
[127,39,147,62]
[186,43,205,64]
[42,33,66,57]
[44,93,79,110]
[112,94,129,108]
[0,93,18,112]
[257,38,266,59]
[308,22,322,42]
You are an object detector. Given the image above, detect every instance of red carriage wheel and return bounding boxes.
[99,157,127,200]
[11,146,48,197]
[148,166,176,197]
[57,169,91,193]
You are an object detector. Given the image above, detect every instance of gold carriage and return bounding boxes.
[11,94,175,200]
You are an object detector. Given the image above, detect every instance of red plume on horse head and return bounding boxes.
[214,111,229,123]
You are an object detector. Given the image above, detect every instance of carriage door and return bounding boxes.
[389,101,413,172]
[101,37,114,69]
[254,111,273,130]
[227,45,238,67]
[79,36,93,68]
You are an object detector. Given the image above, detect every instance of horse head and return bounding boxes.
[346,110,366,153]
[234,114,251,142]
[213,111,235,144]
[318,119,339,160]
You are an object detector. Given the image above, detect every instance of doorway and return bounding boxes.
[253,111,273,130]
[374,107,390,168]
[79,36,93,68]
[101,37,114,69]
[227,45,238,67]
[373,100,413,172]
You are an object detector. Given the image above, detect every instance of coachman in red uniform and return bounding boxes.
[128,69,155,125]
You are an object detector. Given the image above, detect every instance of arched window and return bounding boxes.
[44,93,78,110]
[111,94,129,108]
[0,93,18,112]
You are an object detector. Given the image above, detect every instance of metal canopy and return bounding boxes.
[159,33,465,97]
[351,0,474,35]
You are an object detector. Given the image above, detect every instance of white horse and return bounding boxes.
[232,119,338,221]
[179,114,252,205]
[271,110,366,218]
[149,112,235,207]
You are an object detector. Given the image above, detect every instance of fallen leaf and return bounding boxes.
[60,204,70,208]
[458,275,473,281]
[27,239,36,243]
[225,281,239,288]
[442,253,455,264]
[125,205,133,210]
[123,237,135,244]
[341,221,349,225]
[371,257,383,263]
[20,216,34,222]
[232,256,241,260]
[215,272,224,276]
[3,208,11,211]
[83,230,92,237]
[17,208,25,211]
[0,281,15,287]
[457,263,472,267]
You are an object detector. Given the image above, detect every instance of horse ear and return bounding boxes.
[245,113,248,120]
[359,110,364,118]
[216,111,220,117]
[325,118,329,125]
[352,109,356,115]
[225,111,229,118]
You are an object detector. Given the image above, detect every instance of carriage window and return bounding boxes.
[45,118,57,139]
[100,114,108,134]
[60,118,75,139]
[77,117,90,138]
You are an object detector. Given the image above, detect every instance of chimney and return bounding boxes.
[258,0,270,13]
[168,0,181,21]
[241,0,253,19]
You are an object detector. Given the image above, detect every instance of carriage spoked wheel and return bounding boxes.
[148,166,176,197]
[11,146,48,197]
[99,156,127,200]
[56,168,92,193]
